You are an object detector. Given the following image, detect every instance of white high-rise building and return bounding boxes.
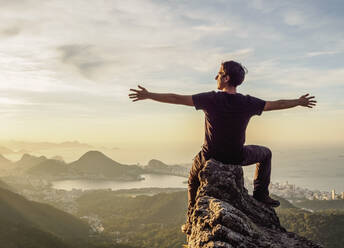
[331,189,336,200]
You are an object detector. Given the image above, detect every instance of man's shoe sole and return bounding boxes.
[263,202,280,208]
[253,196,280,208]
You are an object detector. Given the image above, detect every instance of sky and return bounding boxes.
[0,0,343,164]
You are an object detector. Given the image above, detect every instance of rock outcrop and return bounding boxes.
[183,159,323,248]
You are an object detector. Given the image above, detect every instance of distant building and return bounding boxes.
[331,189,336,200]
[313,193,319,200]
[341,192,344,200]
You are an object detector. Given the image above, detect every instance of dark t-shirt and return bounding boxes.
[192,91,266,164]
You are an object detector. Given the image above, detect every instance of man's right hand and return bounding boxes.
[129,85,150,102]
[298,94,317,108]
[264,94,317,111]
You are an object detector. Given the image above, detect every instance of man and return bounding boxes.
[129,60,316,210]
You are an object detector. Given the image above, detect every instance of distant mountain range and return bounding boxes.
[28,159,71,177]
[22,151,144,180]
[16,154,48,171]
[0,151,189,180]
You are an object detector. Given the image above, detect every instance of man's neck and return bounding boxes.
[222,86,237,94]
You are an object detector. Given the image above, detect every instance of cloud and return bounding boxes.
[0,0,288,85]
[1,26,21,37]
[307,51,342,57]
[0,97,27,105]
[0,87,127,120]
[248,59,344,88]
[57,44,118,80]
[193,24,231,33]
[283,11,305,26]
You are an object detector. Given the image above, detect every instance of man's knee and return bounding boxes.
[262,146,272,159]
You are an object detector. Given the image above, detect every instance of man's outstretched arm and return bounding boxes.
[264,94,317,111]
[129,85,194,106]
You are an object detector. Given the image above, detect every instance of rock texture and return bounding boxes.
[183,159,323,248]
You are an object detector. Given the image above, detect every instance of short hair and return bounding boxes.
[222,61,247,87]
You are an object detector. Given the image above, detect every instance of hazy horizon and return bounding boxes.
[1,139,343,165]
[1,139,343,192]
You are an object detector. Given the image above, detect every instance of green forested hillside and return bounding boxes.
[77,189,344,248]
[271,194,298,209]
[277,209,344,248]
[77,190,188,248]
[0,187,90,247]
[292,199,344,211]
[0,217,70,248]
[2,182,343,248]
[0,186,137,248]
[77,190,188,227]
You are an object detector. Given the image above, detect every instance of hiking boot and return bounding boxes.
[254,195,280,208]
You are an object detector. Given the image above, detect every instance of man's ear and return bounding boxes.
[224,75,230,84]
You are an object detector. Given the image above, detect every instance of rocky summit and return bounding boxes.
[182,159,323,248]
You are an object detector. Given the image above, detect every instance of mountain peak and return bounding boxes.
[19,154,47,162]
[147,159,168,168]
[79,150,109,160]
[74,150,121,166]
[183,159,323,248]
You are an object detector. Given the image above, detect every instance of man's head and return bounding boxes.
[215,60,247,90]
